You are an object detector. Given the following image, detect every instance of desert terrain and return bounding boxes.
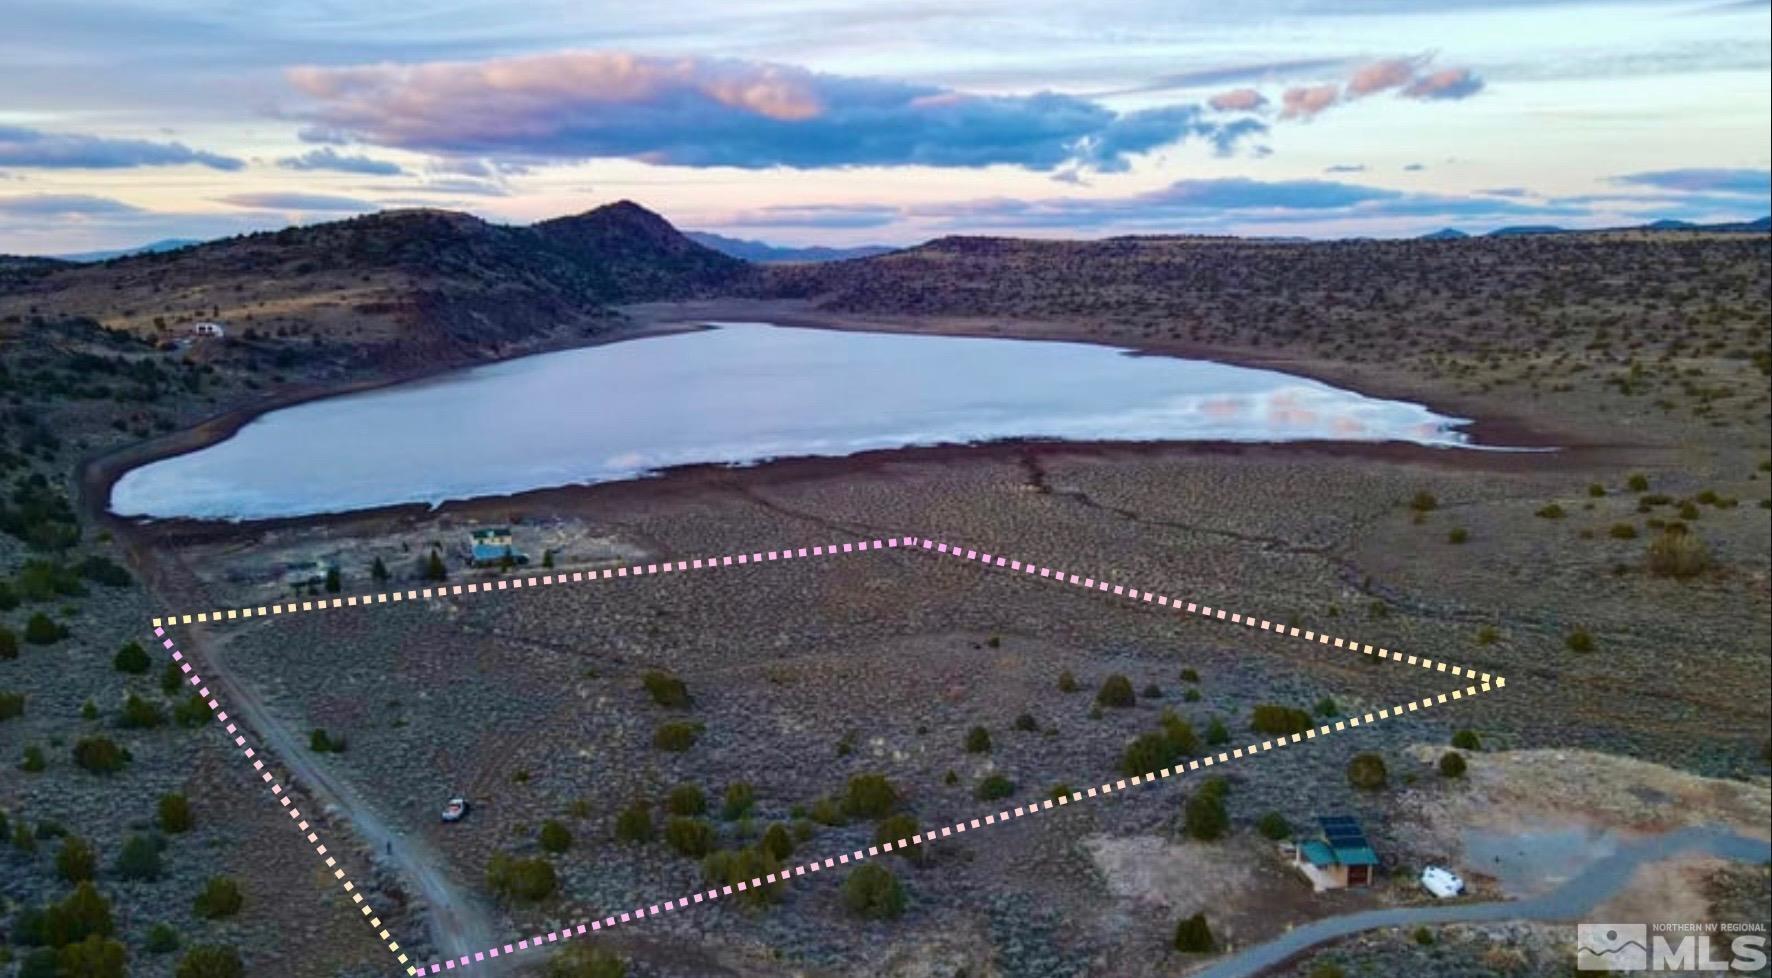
[2,213,1768,978]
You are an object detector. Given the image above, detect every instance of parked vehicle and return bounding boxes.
[1420,865,1465,898]
[441,797,470,823]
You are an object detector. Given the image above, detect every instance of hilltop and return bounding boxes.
[0,201,748,370]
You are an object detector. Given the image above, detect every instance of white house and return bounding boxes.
[191,321,227,338]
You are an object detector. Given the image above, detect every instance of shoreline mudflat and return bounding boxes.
[84,302,1600,543]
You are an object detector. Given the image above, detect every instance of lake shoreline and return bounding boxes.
[87,303,1610,539]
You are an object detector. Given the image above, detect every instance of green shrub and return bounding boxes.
[24,613,65,645]
[1204,716,1229,746]
[841,863,904,919]
[1609,522,1638,539]
[1123,732,1178,776]
[1256,812,1291,840]
[145,922,181,953]
[161,660,184,694]
[1566,628,1595,653]
[1627,473,1649,492]
[759,823,795,861]
[159,793,193,833]
[1476,626,1499,645]
[1095,674,1136,708]
[975,774,1015,801]
[614,801,653,843]
[1184,789,1228,841]
[113,642,150,674]
[173,693,209,728]
[964,726,992,753]
[653,722,702,752]
[642,671,690,708]
[809,796,847,826]
[192,877,243,918]
[1588,483,1606,497]
[1646,530,1710,578]
[1535,503,1565,519]
[700,847,784,907]
[1414,926,1435,945]
[1409,491,1438,512]
[1438,751,1467,778]
[1013,712,1038,732]
[72,737,130,774]
[485,852,556,902]
[666,784,706,817]
[175,945,243,978]
[20,744,46,772]
[38,882,114,946]
[1450,730,1481,751]
[874,813,926,864]
[538,820,572,853]
[54,935,126,978]
[1057,670,1079,692]
[0,626,16,660]
[57,836,97,882]
[1313,696,1339,717]
[308,728,345,752]
[546,944,627,978]
[722,782,756,819]
[1180,668,1200,683]
[20,948,57,978]
[842,774,899,818]
[0,690,24,721]
[1447,527,1468,544]
[1346,753,1388,790]
[118,693,166,729]
[664,818,715,858]
[1174,912,1215,952]
[1049,783,1074,802]
[1250,704,1313,736]
[116,833,165,881]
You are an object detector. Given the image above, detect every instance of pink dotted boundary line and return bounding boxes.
[151,626,411,966]
[151,534,1506,976]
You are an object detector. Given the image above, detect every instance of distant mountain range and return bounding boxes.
[54,238,206,263]
[685,231,899,263]
[1421,216,1770,239]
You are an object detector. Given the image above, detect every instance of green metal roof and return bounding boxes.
[1299,839,1378,867]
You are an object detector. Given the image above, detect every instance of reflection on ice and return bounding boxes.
[112,322,1477,521]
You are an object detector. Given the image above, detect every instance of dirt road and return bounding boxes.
[133,544,512,973]
[1188,826,1770,978]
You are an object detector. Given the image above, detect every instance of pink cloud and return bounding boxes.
[1403,68,1486,101]
[1280,84,1341,120]
[1345,56,1428,98]
[1208,88,1267,112]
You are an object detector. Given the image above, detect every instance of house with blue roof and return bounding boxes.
[1285,815,1379,891]
[468,527,526,567]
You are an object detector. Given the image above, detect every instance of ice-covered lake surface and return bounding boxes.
[111,321,1475,520]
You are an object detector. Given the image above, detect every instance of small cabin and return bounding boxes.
[191,321,227,338]
[1284,815,1379,891]
[468,527,525,566]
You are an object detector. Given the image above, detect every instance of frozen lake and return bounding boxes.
[111,321,1474,520]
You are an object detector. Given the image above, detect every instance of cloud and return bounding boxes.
[277,147,404,175]
[0,124,243,171]
[722,203,899,229]
[1207,88,1268,112]
[1346,56,1429,97]
[285,51,1260,172]
[1610,168,1769,196]
[1325,164,1366,174]
[215,192,375,211]
[0,193,143,218]
[1401,68,1485,100]
[1403,163,1426,171]
[1280,84,1341,120]
[894,176,1597,233]
[1116,58,1352,95]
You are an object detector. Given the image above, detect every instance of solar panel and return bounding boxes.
[1319,816,1369,847]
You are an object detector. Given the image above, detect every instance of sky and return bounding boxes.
[1,0,1768,252]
